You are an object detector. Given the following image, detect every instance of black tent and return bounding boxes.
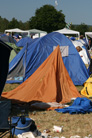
[0,40,12,96]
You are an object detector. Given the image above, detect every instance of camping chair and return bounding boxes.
[0,99,17,138]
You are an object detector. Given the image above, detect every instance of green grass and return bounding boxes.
[2,84,92,138]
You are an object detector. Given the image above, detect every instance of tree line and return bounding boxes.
[0,4,92,36]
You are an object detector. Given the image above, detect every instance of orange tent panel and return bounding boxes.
[2,46,81,103]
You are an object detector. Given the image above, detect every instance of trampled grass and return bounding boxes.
[2,84,92,138]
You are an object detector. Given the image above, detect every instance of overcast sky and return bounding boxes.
[0,0,92,25]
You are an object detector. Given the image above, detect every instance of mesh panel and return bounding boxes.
[7,58,25,82]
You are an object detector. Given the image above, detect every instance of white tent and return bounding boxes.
[23,29,47,38]
[72,40,90,65]
[4,28,47,38]
[85,32,92,45]
[5,28,25,33]
[85,32,92,43]
[54,28,80,38]
[32,33,47,39]
[85,32,92,38]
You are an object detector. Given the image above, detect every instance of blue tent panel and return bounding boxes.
[16,37,32,47]
[7,32,89,85]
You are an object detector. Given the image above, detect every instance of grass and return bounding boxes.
[2,84,92,138]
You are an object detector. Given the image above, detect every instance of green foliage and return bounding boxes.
[71,24,77,30]
[0,5,92,35]
[8,18,20,29]
[88,26,92,32]
[29,5,66,33]
[0,16,29,33]
[22,21,30,30]
[75,23,89,36]
[0,16,9,32]
[71,23,89,36]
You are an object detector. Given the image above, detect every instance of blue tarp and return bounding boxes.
[55,97,92,114]
[7,32,89,85]
[16,37,32,47]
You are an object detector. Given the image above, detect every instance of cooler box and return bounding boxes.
[11,116,32,135]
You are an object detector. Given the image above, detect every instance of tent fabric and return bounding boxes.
[4,28,47,38]
[26,29,47,33]
[5,28,25,33]
[33,32,47,39]
[54,28,80,37]
[0,35,16,44]
[85,32,92,47]
[0,40,12,96]
[79,49,90,65]
[6,39,38,83]
[72,40,90,65]
[2,46,81,103]
[16,37,32,47]
[85,32,92,38]
[72,40,83,48]
[9,49,17,63]
[6,32,89,85]
[4,28,29,38]
[81,77,92,97]
[78,39,86,46]
[6,42,20,63]
[55,97,92,114]
[6,46,26,83]
[23,29,47,37]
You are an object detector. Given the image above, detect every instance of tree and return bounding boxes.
[23,21,30,30]
[3,18,9,30]
[88,26,92,32]
[0,16,9,32]
[8,18,20,29]
[75,23,89,36]
[29,5,66,33]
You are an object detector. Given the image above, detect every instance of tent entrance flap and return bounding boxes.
[7,58,25,83]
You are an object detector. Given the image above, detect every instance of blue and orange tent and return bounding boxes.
[6,32,89,85]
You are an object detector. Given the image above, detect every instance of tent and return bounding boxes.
[5,28,47,38]
[5,42,20,63]
[16,37,32,47]
[6,32,89,85]
[0,40,12,96]
[85,32,92,38]
[2,46,81,104]
[85,32,92,47]
[72,40,90,65]
[23,29,47,38]
[0,34,16,44]
[9,49,17,63]
[0,35,18,63]
[4,28,25,33]
[4,28,28,37]
[81,77,92,98]
[33,32,47,39]
[54,28,80,38]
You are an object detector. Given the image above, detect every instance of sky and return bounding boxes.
[0,0,92,25]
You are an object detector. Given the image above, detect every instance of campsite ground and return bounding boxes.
[2,84,92,138]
